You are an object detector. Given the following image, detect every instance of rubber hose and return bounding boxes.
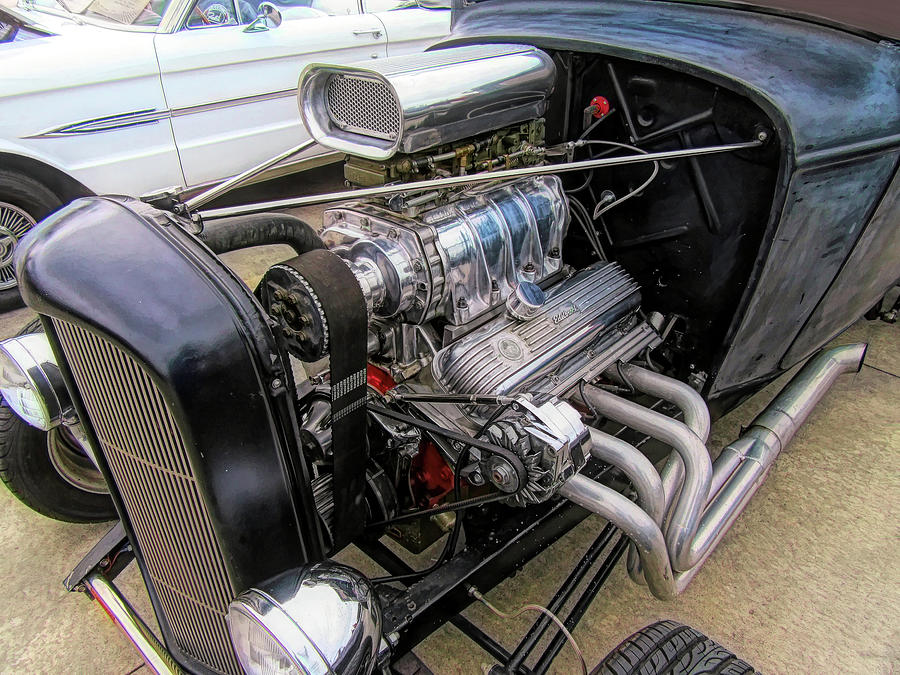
[198,213,324,256]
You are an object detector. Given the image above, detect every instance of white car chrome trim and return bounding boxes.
[157,0,205,33]
[24,88,297,139]
[24,109,171,139]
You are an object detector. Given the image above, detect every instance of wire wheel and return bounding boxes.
[0,201,37,291]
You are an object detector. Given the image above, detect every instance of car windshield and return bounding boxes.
[21,0,174,26]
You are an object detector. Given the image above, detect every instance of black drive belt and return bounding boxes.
[275,249,368,549]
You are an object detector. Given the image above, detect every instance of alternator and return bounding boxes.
[484,396,590,506]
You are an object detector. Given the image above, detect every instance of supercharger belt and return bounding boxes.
[260,249,368,549]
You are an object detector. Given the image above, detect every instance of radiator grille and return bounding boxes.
[326,73,400,140]
[53,319,242,675]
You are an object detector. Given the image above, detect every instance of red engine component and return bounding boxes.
[366,364,454,507]
[588,95,611,118]
[410,441,455,508]
[366,363,396,395]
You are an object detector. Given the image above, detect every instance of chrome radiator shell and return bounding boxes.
[299,44,556,160]
[432,262,648,398]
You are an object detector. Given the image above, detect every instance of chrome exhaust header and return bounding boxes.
[565,343,866,599]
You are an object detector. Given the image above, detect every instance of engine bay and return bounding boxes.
[244,44,781,555]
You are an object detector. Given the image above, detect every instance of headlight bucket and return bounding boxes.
[227,563,382,675]
[0,333,70,430]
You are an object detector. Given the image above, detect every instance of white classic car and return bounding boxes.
[0,0,449,306]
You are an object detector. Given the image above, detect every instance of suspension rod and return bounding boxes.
[185,138,319,212]
[198,139,762,220]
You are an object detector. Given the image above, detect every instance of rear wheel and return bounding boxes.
[0,170,63,311]
[594,620,757,675]
[0,319,115,522]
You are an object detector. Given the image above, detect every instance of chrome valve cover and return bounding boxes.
[432,262,649,399]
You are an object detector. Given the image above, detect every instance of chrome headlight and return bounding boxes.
[0,333,70,430]
[227,563,382,675]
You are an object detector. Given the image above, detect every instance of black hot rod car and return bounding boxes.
[0,1,897,674]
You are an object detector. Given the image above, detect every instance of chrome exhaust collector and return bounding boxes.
[562,343,867,599]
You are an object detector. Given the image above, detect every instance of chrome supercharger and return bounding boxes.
[320,175,569,327]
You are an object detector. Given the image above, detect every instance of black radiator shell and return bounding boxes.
[15,196,324,674]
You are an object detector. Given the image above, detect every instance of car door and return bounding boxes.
[367,1,449,58]
[152,0,387,188]
[3,24,183,197]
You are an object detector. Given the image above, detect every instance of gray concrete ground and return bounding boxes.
[0,228,897,674]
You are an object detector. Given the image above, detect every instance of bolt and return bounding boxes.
[548,247,560,258]
[270,303,284,315]
[522,262,536,273]
[99,557,110,569]
[456,297,468,309]
[386,632,400,647]
[757,129,769,143]
[359,217,371,230]
[274,289,286,301]
[413,259,424,272]
[388,228,399,239]
[491,463,515,488]
[333,211,344,221]
[286,292,302,305]
[491,279,499,292]
[282,326,295,338]
[271,378,282,390]
[406,599,417,612]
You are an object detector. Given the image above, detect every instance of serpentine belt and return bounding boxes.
[272,249,368,549]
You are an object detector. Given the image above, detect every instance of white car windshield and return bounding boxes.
[22,0,175,26]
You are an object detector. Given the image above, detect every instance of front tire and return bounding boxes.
[0,170,63,311]
[594,620,757,675]
[0,319,115,522]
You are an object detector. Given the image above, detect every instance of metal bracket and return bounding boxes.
[64,520,129,592]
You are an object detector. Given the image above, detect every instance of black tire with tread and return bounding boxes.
[0,318,115,522]
[0,170,63,311]
[594,620,757,675]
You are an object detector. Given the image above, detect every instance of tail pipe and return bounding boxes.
[566,343,866,599]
